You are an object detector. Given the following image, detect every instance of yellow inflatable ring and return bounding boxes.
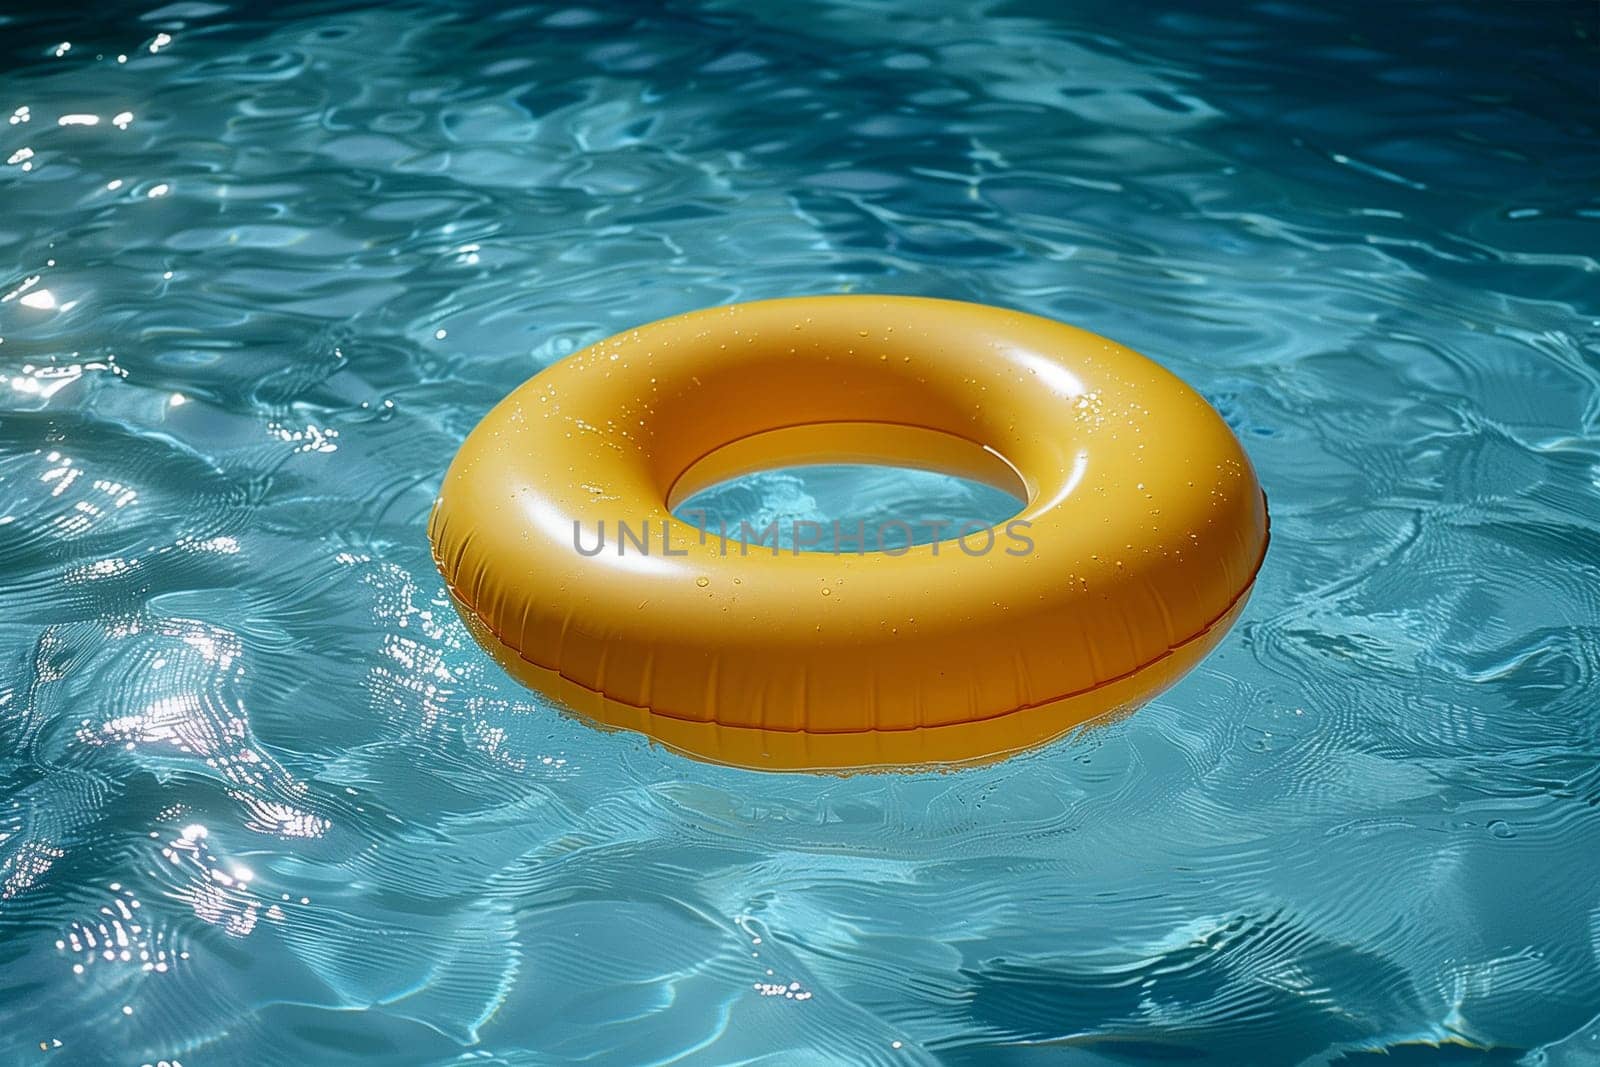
[429,296,1268,771]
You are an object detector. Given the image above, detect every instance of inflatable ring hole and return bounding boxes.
[666,421,1027,553]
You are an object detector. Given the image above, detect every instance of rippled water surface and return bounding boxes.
[3,1,1598,1063]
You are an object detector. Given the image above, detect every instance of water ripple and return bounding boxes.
[2,0,1598,1063]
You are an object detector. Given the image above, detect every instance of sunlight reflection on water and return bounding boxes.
[1,1,1598,1063]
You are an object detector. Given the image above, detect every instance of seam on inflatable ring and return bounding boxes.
[431,488,1270,737]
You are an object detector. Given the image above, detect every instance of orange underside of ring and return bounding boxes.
[451,584,1255,772]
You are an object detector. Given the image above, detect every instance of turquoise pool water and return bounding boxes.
[2,2,1598,1063]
